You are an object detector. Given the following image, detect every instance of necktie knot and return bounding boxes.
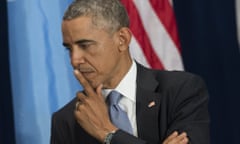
[107,90,122,106]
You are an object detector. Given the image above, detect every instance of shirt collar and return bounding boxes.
[102,60,137,102]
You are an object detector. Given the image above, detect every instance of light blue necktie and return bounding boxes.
[107,91,133,134]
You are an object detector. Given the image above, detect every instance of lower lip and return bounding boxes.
[82,72,95,78]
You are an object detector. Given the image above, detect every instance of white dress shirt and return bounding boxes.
[102,61,138,136]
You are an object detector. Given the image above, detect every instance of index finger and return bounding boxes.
[74,69,95,96]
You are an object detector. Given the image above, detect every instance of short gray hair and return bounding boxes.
[63,0,129,33]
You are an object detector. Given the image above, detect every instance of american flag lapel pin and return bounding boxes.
[148,101,156,108]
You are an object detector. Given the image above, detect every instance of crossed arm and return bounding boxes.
[73,70,189,144]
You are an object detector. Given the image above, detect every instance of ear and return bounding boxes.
[117,27,132,51]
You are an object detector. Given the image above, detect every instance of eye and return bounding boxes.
[65,47,72,52]
[78,43,90,50]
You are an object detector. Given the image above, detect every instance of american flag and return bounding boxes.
[121,0,184,70]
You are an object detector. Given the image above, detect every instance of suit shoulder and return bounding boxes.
[149,69,206,91]
[155,71,207,98]
[52,98,77,121]
[136,62,206,90]
[157,70,203,83]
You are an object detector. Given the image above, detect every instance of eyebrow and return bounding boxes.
[62,39,96,47]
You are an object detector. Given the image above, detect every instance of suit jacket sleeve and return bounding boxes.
[111,130,147,144]
[112,72,210,144]
[165,74,210,144]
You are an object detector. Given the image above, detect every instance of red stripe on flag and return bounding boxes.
[149,0,181,52]
[121,0,165,69]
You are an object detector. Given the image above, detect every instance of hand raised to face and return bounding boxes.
[74,69,117,143]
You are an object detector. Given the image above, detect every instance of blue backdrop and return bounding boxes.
[1,0,240,144]
[7,0,80,144]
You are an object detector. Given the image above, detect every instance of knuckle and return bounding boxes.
[76,92,85,98]
[76,91,82,96]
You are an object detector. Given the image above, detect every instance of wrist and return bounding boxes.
[103,129,118,144]
[98,124,118,143]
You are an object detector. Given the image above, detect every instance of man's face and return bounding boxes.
[62,16,125,89]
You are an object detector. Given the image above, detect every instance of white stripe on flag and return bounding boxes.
[133,0,184,70]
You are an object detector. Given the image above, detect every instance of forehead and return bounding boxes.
[62,16,116,45]
[62,16,106,43]
[62,16,94,35]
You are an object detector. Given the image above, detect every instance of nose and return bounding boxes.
[70,46,85,66]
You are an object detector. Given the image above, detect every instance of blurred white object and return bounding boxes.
[236,0,240,49]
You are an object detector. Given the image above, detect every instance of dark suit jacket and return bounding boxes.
[51,63,210,144]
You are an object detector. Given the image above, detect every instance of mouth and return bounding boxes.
[78,69,95,78]
[78,67,94,72]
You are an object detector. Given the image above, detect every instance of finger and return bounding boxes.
[74,69,95,96]
[75,93,88,113]
[76,92,87,102]
[177,132,187,140]
[170,132,188,144]
[163,131,178,144]
[75,109,83,122]
[96,84,103,97]
[75,101,85,112]
[75,101,82,111]
[167,131,178,140]
[179,137,189,144]
[76,92,88,110]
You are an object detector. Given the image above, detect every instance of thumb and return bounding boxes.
[96,83,103,98]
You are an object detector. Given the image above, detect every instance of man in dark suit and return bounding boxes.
[50,0,210,144]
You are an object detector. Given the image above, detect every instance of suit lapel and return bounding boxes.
[136,63,161,143]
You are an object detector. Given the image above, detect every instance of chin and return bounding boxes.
[87,79,99,89]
